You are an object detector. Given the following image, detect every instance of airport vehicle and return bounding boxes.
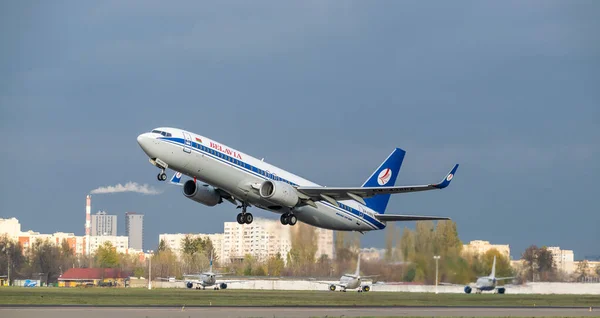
[463,256,515,294]
[137,128,459,231]
[314,254,378,292]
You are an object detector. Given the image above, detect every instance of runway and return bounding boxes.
[1,306,597,318]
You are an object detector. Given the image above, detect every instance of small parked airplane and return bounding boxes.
[314,254,379,292]
[168,255,244,290]
[463,256,515,294]
[137,128,459,231]
[442,256,515,294]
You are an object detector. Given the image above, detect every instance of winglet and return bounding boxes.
[170,172,183,186]
[433,164,459,189]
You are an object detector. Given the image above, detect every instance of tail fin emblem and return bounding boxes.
[446,173,454,182]
[377,168,392,185]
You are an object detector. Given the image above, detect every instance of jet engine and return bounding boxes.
[361,285,371,292]
[186,282,194,289]
[464,286,472,294]
[220,283,228,290]
[329,285,336,291]
[183,180,221,206]
[497,287,505,294]
[258,180,299,207]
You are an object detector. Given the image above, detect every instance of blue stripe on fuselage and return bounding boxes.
[159,137,385,230]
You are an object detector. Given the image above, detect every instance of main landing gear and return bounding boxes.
[280,213,297,226]
[236,202,253,225]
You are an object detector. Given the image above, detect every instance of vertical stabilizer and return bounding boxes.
[355,254,361,277]
[490,256,496,278]
[362,148,406,213]
[209,252,213,273]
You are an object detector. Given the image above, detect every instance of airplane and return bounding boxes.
[314,254,379,292]
[169,255,244,290]
[137,128,459,231]
[462,256,515,294]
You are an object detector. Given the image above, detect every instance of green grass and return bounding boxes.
[0,287,598,307]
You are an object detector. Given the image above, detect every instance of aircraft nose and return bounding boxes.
[137,133,153,155]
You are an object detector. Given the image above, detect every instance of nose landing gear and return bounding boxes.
[151,158,169,181]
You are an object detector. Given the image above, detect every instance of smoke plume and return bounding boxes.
[90,182,162,195]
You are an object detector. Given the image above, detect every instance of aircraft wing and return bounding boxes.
[216,279,248,284]
[296,164,458,204]
[165,278,202,284]
[440,282,474,287]
[313,281,347,288]
[359,275,380,279]
[495,277,515,281]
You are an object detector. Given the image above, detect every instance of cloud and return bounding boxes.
[90,182,161,195]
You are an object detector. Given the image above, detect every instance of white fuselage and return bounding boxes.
[340,275,361,290]
[198,272,217,287]
[475,276,496,291]
[137,128,386,231]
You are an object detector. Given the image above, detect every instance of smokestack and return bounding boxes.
[85,195,91,236]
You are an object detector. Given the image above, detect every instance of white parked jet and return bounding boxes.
[175,256,244,290]
[315,254,379,292]
[463,256,515,294]
[137,128,459,231]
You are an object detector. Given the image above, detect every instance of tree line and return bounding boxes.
[2,221,597,284]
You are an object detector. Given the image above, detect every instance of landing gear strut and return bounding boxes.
[280,213,297,226]
[236,202,253,224]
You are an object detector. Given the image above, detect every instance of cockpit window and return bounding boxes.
[151,129,171,137]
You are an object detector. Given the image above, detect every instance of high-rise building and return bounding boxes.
[547,246,575,273]
[91,211,117,236]
[125,212,144,251]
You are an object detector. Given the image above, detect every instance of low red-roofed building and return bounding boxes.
[58,268,131,287]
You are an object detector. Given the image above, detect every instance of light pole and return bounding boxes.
[147,250,154,290]
[433,255,441,294]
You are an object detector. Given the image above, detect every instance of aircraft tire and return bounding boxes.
[280,214,289,225]
[288,215,297,226]
[236,213,244,224]
[244,213,253,224]
[157,172,167,181]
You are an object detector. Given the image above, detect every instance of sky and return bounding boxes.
[1,1,598,259]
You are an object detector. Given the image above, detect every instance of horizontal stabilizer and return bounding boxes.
[375,214,450,222]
